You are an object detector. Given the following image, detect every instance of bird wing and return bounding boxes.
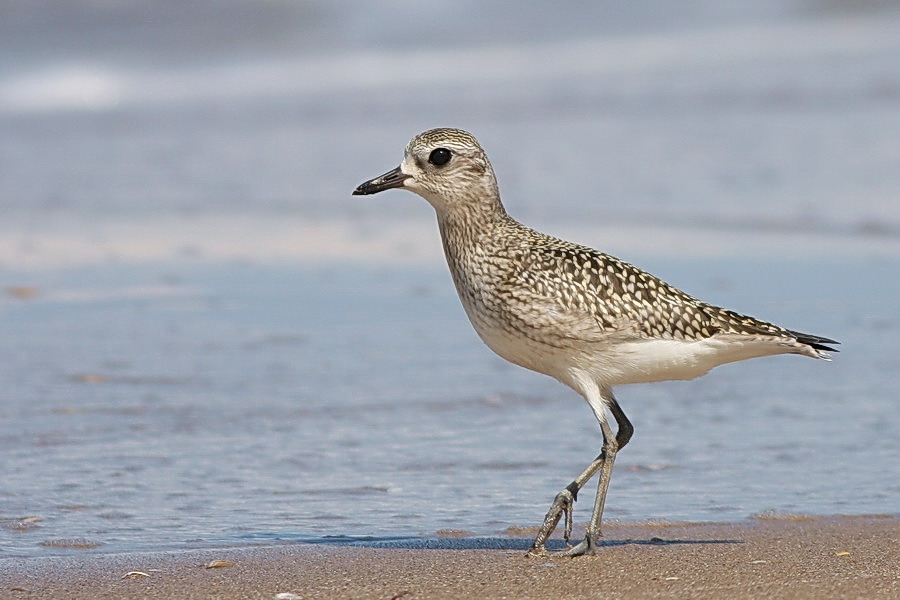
[505,239,787,345]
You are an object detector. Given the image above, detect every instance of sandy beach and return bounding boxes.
[3,516,897,599]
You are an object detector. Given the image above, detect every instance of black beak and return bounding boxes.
[353,166,410,195]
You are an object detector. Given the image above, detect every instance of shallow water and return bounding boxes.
[2,258,897,558]
[1,1,900,559]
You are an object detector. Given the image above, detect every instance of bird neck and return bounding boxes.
[435,197,519,281]
[437,192,511,241]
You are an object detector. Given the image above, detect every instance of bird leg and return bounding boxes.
[527,395,633,557]
[532,480,581,550]
[527,450,608,555]
[570,417,619,555]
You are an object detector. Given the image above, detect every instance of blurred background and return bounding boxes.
[2,1,899,559]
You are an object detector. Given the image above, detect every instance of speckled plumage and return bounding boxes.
[353,127,838,557]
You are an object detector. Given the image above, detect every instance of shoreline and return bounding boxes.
[4,515,898,599]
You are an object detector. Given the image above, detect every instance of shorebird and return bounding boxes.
[352,128,838,557]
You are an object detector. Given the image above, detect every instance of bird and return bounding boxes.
[352,128,838,557]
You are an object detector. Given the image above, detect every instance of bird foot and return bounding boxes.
[526,487,577,555]
[527,535,596,558]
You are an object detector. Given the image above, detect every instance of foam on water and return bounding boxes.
[3,16,900,115]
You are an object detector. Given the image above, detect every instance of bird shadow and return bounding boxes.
[243,534,742,552]
[352,537,744,551]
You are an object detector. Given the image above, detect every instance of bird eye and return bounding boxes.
[428,148,452,167]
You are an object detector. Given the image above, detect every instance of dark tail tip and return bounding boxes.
[788,330,840,353]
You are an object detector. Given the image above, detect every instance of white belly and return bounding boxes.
[472,318,797,388]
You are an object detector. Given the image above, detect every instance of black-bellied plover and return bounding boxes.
[353,128,838,557]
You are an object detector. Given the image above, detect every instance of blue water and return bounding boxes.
[1,1,899,559]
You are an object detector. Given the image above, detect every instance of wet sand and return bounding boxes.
[3,516,897,599]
